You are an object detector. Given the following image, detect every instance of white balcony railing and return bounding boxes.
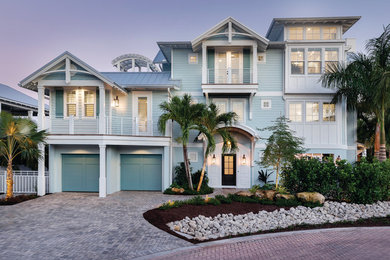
[0,171,49,194]
[207,68,253,84]
[108,116,154,136]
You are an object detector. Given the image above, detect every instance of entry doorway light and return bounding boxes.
[113,96,119,107]
[212,154,216,164]
[242,154,247,165]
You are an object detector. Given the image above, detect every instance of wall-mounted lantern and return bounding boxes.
[113,96,119,107]
[242,154,247,165]
[212,154,216,164]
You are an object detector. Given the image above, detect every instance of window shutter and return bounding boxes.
[207,49,215,84]
[55,89,64,118]
[96,88,99,115]
[243,49,251,84]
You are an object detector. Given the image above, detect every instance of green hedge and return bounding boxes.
[282,158,390,204]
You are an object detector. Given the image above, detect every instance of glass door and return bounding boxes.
[215,49,242,84]
[222,154,236,186]
[137,97,148,133]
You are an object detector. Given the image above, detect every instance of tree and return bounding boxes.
[321,25,390,161]
[196,103,237,191]
[158,94,206,190]
[259,116,305,188]
[0,112,47,199]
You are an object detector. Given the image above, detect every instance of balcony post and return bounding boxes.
[202,43,207,84]
[252,44,258,84]
[98,84,106,134]
[37,84,46,196]
[99,144,107,198]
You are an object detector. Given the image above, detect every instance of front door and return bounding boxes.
[222,154,236,186]
[215,50,242,84]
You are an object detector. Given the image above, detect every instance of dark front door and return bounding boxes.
[222,154,236,186]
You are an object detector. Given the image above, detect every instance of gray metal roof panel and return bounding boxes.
[153,50,168,64]
[101,72,180,87]
[0,83,49,110]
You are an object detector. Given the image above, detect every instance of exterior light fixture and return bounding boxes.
[212,154,216,164]
[113,96,119,107]
[242,154,247,165]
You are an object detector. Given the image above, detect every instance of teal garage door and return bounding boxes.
[120,154,162,191]
[62,154,99,192]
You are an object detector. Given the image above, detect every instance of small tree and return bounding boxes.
[0,112,47,199]
[259,116,305,188]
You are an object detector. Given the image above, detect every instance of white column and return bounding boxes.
[37,85,46,196]
[202,43,207,84]
[28,110,33,119]
[99,144,107,198]
[252,44,258,84]
[163,146,170,190]
[99,84,106,134]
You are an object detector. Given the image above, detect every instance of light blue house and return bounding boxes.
[19,16,360,197]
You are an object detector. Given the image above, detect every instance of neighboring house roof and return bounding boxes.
[19,51,126,94]
[0,83,49,111]
[266,16,361,39]
[101,72,180,89]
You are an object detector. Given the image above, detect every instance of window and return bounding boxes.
[84,91,95,117]
[323,27,337,40]
[323,103,336,121]
[257,53,266,63]
[214,100,228,115]
[232,100,245,122]
[188,152,198,162]
[66,90,77,117]
[306,102,319,122]
[288,27,304,40]
[288,103,302,122]
[308,48,321,74]
[291,48,305,74]
[305,27,321,40]
[325,48,339,72]
[261,99,272,109]
[188,53,198,64]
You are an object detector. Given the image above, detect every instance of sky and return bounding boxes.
[0,0,389,97]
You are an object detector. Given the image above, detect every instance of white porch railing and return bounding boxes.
[0,171,49,194]
[108,116,154,136]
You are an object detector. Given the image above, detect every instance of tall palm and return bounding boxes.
[196,103,238,191]
[158,94,206,190]
[0,112,47,199]
[322,25,390,161]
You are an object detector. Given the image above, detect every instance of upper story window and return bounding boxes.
[291,48,305,74]
[232,100,245,123]
[325,48,339,72]
[289,27,304,40]
[288,103,303,122]
[323,103,336,121]
[261,99,272,110]
[188,53,198,64]
[84,91,95,117]
[305,27,321,40]
[308,48,321,74]
[306,102,319,122]
[323,27,337,40]
[66,90,77,117]
[212,98,246,123]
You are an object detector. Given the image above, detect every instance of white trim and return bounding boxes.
[257,91,283,96]
[261,99,272,110]
[257,52,266,64]
[188,151,199,162]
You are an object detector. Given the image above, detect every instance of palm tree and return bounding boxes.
[158,94,206,190]
[0,112,47,199]
[321,25,390,161]
[196,103,238,191]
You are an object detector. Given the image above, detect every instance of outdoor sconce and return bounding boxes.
[212,154,216,164]
[242,154,247,165]
[113,96,119,107]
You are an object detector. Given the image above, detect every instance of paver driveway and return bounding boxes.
[0,192,192,260]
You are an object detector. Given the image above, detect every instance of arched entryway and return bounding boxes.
[206,126,257,188]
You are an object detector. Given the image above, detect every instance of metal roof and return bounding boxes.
[157,42,192,63]
[101,72,180,88]
[266,16,361,39]
[153,50,168,64]
[0,83,49,111]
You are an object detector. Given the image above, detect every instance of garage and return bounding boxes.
[62,154,99,192]
[120,154,162,191]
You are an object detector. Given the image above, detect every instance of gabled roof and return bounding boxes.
[266,16,361,39]
[19,51,126,94]
[191,17,269,51]
[153,50,168,64]
[157,42,192,63]
[0,83,49,111]
[101,72,180,89]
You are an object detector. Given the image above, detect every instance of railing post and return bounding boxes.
[202,43,207,84]
[69,115,74,134]
[120,117,123,135]
[98,84,106,134]
[252,43,258,84]
[135,117,139,135]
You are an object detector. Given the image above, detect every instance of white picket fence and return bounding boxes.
[0,171,49,194]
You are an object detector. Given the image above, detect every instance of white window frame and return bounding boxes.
[288,27,304,40]
[132,91,153,134]
[257,52,266,64]
[82,90,96,118]
[261,99,272,110]
[288,102,303,122]
[64,89,78,118]
[213,98,229,115]
[231,98,246,123]
[188,53,198,64]
[188,152,198,162]
[288,100,337,124]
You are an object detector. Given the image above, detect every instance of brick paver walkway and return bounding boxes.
[144,227,390,260]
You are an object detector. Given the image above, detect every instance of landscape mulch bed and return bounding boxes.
[143,202,390,244]
[0,194,38,205]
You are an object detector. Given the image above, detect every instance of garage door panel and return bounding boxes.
[120,154,162,191]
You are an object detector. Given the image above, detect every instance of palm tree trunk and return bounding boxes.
[182,144,193,190]
[375,122,380,159]
[379,108,387,162]
[275,162,280,189]
[5,158,13,200]
[196,153,208,192]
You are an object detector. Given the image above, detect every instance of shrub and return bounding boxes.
[261,183,275,190]
[170,162,213,194]
[215,195,232,204]
[227,194,259,203]
[207,197,221,206]
[249,185,261,194]
[258,169,274,184]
